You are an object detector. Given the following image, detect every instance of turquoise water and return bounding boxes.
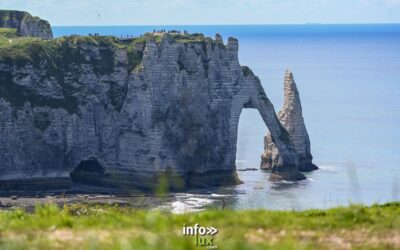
[53,25,400,211]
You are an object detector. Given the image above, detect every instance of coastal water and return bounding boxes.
[53,25,400,212]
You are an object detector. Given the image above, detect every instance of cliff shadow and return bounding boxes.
[70,157,106,185]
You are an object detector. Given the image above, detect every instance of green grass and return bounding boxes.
[0,31,223,78]
[0,32,220,64]
[0,28,17,38]
[0,202,399,249]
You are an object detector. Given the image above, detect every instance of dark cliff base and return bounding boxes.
[298,162,319,172]
[186,170,243,188]
[268,165,306,181]
[0,177,73,192]
[0,169,242,194]
[71,169,242,191]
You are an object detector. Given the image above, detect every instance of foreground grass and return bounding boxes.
[0,202,399,250]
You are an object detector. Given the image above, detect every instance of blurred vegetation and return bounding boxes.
[0,202,398,249]
[0,28,17,38]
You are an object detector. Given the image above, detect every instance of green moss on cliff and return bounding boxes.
[170,33,212,43]
[0,32,221,67]
[0,35,116,69]
[0,70,79,115]
[0,31,224,113]
[0,34,142,113]
[126,42,144,72]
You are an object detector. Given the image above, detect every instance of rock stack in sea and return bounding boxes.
[261,70,318,174]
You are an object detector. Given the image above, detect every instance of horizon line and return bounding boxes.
[51,23,400,27]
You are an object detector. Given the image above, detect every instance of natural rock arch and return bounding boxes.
[0,25,308,190]
[229,68,305,182]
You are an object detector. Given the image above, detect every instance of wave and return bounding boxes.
[170,195,214,214]
[210,193,232,197]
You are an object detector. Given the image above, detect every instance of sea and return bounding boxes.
[53,24,400,212]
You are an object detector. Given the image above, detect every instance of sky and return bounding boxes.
[0,0,400,26]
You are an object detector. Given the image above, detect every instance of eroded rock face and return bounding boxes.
[0,10,53,39]
[0,31,306,191]
[261,70,318,172]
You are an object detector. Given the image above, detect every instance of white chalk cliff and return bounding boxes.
[0,12,311,190]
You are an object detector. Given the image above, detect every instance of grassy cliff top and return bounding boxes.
[0,32,226,114]
[0,202,398,249]
[0,31,223,57]
[119,31,219,44]
[0,31,225,70]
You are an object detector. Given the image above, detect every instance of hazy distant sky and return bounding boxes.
[1,0,399,25]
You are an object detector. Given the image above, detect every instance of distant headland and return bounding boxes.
[0,10,52,39]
